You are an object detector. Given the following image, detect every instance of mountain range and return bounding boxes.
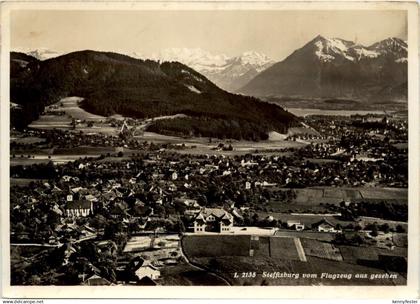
[10,50,298,140]
[149,48,274,92]
[240,36,407,101]
[16,47,275,93]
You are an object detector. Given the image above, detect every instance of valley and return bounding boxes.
[9,34,408,287]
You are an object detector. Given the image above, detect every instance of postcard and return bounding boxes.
[1,0,419,299]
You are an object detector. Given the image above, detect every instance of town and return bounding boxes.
[10,112,408,286]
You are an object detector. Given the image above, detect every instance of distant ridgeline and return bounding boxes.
[10,50,299,141]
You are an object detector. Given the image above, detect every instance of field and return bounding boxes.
[30,97,105,127]
[10,154,101,166]
[301,239,343,261]
[293,187,407,205]
[182,235,251,258]
[10,178,47,186]
[269,237,301,260]
[10,136,46,144]
[265,187,407,214]
[28,97,117,135]
[259,213,354,228]
[274,230,336,241]
[338,246,381,264]
[158,262,228,286]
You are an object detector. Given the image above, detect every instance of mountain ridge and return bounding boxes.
[240,35,407,101]
[10,50,298,140]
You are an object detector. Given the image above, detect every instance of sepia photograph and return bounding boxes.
[1,1,419,299]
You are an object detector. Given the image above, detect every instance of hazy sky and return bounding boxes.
[11,10,407,61]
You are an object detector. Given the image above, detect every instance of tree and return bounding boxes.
[351,234,364,245]
[177,220,186,234]
[354,224,362,231]
[370,224,379,237]
[380,223,390,234]
[396,225,406,233]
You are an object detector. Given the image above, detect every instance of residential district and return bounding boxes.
[10,113,408,286]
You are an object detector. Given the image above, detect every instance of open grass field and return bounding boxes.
[46,97,105,122]
[182,235,251,258]
[338,246,380,264]
[269,237,300,260]
[301,239,342,261]
[158,262,228,286]
[258,212,354,228]
[293,187,407,205]
[184,235,309,263]
[10,136,46,144]
[10,154,101,166]
[265,187,407,214]
[287,127,320,137]
[359,188,408,200]
[274,230,336,241]
[10,178,47,186]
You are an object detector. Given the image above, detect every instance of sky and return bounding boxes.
[11,10,407,61]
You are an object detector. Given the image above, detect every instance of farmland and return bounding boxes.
[154,262,229,286]
[301,239,343,261]
[181,233,407,286]
[182,235,251,258]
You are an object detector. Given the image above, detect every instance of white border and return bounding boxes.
[1,1,419,299]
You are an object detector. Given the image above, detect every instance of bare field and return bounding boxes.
[287,187,407,206]
[301,239,343,261]
[182,235,251,258]
[269,237,300,260]
[45,97,105,122]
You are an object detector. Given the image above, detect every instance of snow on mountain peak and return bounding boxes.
[151,48,229,69]
[150,48,274,91]
[16,47,61,60]
[238,51,274,67]
[310,35,407,63]
[313,37,355,62]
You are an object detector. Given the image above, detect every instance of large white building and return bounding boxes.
[65,200,93,217]
[193,208,234,233]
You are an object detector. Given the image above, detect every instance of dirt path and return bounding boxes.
[293,238,307,262]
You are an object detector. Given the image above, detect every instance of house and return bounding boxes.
[82,274,111,286]
[287,220,305,231]
[312,219,340,233]
[110,204,128,219]
[135,262,160,280]
[65,200,93,217]
[193,208,234,233]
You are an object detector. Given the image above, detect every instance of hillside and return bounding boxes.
[10,50,299,140]
[240,36,407,102]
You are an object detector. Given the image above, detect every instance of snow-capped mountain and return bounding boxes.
[309,35,407,63]
[240,35,407,101]
[151,48,274,92]
[16,48,62,61]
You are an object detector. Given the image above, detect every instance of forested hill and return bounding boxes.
[10,50,299,140]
